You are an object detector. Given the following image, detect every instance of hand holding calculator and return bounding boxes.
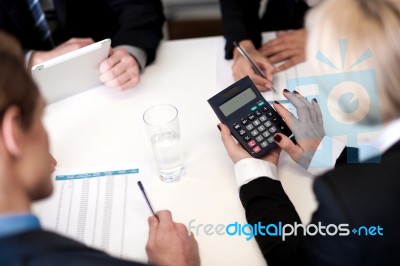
[208,76,293,158]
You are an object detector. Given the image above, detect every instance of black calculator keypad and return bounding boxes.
[276,122,292,136]
[207,76,293,158]
[238,129,246,136]
[233,123,241,130]
[266,111,274,118]
[259,115,267,122]
[232,103,292,156]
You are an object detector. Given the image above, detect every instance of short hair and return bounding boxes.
[305,0,400,123]
[0,31,39,130]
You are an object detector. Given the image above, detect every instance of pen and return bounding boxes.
[233,41,277,94]
[137,181,159,220]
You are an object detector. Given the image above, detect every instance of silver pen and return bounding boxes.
[233,41,277,93]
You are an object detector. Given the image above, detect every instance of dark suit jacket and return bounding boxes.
[0,229,146,265]
[240,142,400,265]
[220,0,309,59]
[0,0,165,65]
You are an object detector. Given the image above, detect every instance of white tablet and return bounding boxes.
[32,38,111,104]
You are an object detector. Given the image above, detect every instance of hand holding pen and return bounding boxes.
[232,40,276,92]
[138,181,201,266]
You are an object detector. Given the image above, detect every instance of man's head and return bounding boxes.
[0,31,53,203]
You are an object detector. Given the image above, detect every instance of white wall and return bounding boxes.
[161,0,221,20]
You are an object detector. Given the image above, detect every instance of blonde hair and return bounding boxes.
[306,0,400,123]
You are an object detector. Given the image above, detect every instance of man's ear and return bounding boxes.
[1,106,23,158]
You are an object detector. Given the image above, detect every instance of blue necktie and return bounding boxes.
[27,0,54,48]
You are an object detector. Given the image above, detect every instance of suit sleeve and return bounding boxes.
[219,0,263,59]
[297,172,361,266]
[239,172,361,266]
[107,0,165,65]
[239,177,302,266]
[335,147,360,166]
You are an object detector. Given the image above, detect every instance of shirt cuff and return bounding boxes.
[115,45,147,73]
[307,136,346,176]
[25,50,34,69]
[234,158,278,188]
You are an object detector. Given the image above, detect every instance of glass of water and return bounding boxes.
[143,104,185,183]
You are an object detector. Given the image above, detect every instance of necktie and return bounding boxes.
[27,0,54,49]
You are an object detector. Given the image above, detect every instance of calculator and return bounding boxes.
[208,76,293,158]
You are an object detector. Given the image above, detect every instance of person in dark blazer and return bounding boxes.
[219,0,400,265]
[219,0,312,91]
[0,31,200,266]
[0,0,165,91]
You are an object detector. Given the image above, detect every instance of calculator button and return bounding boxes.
[257,125,266,132]
[259,115,267,122]
[251,106,258,111]
[260,141,268,148]
[250,129,259,136]
[267,136,275,143]
[258,101,265,107]
[256,135,264,142]
[253,119,261,126]
[246,124,254,131]
[241,119,249,125]
[277,122,292,136]
[243,135,251,142]
[248,114,256,121]
[239,129,246,136]
[261,106,269,112]
[253,146,261,153]
[264,121,272,128]
[269,126,277,133]
[255,110,262,117]
[266,111,274,118]
[233,123,241,130]
[271,117,279,123]
[247,140,256,148]
[262,131,270,138]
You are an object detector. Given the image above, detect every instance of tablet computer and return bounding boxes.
[32,38,111,104]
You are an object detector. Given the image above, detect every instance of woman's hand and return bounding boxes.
[273,89,325,168]
[219,123,281,165]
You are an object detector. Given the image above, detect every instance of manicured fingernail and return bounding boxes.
[217,125,221,131]
[274,134,282,143]
[313,98,318,103]
[274,101,281,105]
[283,89,289,93]
[293,90,300,94]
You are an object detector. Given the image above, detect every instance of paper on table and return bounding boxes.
[32,161,152,264]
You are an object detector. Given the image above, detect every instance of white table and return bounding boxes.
[39,36,318,266]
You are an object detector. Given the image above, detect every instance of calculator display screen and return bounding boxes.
[219,88,256,116]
